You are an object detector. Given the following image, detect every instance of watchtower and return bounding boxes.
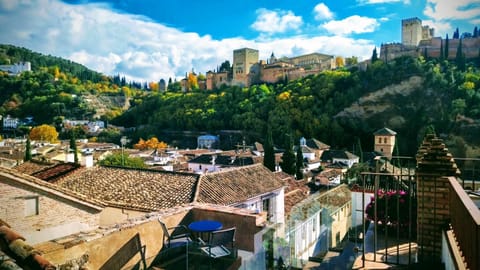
[373,127,397,159]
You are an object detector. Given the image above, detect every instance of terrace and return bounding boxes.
[31,203,272,270]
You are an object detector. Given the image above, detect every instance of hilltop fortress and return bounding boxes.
[202,48,337,90]
[380,17,480,61]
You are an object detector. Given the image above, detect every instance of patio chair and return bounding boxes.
[199,227,236,259]
[159,219,192,249]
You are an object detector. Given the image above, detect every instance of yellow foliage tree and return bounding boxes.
[134,138,147,150]
[134,137,167,150]
[335,56,345,68]
[29,124,59,143]
[149,82,159,92]
[187,72,198,90]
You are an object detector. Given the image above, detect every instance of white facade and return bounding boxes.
[3,115,19,129]
[0,62,31,75]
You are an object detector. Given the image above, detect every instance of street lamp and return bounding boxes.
[121,136,127,166]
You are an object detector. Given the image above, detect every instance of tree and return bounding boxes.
[439,40,444,60]
[474,26,479,38]
[371,47,379,63]
[345,56,358,66]
[98,153,146,169]
[187,72,198,90]
[445,34,449,60]
[149,81,159,91]
[456,38,466,71]
[24,136,32,161]
[335,56,345,68]
[29,124,58,143]
[219,60,231,73]
[70,131,79,164]
[453,27,459,39]
[280,135,296,175]
[263,127,275,171]
[295,145,304,180]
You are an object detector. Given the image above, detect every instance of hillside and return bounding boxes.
[113,56,480,156]
[0,44,479,158]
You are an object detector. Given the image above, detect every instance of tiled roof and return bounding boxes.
[321,150,358,161]
[55,166,199,211]
[0,225,56,269]
[14,160,58,175]
[373,127,397,136]
[188,154,255,167]
[31,163,80,182]
[196,164,285,205]
[0,166,103,210]
[305,138,330,150]
[289,184,351,221]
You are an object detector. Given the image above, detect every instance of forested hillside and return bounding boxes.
[1,44,479,157]
[113,56,480,156]
[0,45,148,127]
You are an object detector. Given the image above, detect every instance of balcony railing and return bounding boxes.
[448,177,480,270]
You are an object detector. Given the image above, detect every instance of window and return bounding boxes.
[24,196,39,216]
[384,138,387,144]
[378,138,381,143]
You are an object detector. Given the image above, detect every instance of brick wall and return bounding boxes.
[416,134,460,263]
[0,180,100,244]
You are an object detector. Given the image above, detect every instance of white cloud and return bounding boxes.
[251,8,303,34]
[313,3,334,21]
[357,0,410,4]
[422,20,452,38]
[322,15,380,36]
[0,0,375,82]
[424,0,480,21]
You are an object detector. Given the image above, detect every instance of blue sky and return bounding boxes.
[0,0,479,82]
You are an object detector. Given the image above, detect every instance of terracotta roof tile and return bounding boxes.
[14,160,58,175]
[196,164,285,205]
[55,166,199,211]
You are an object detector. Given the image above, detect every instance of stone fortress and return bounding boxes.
[205,48,337,89]
[380,17,480,62]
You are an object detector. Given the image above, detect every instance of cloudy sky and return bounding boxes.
[0,0,479,83]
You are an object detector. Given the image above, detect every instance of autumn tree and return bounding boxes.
[187,72,198,90]
[335,56,345,68]
[149,82,159,92]
[134,137,168,150]
[29,124,58,143]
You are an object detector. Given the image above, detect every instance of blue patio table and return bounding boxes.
[188,220,223,242]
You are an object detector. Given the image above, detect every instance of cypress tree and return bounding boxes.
[445,34,449,60]
[70,132,79,164]
[263,127,276,171]
[280,135,296,175]
[456,38,466,71]
[24,136,32,161]
[295,145,304,180]
[371,47,378,63]
[439,40,444,60]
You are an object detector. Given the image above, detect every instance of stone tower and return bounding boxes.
[232,48,259,87]
[373,127,397,159]
[402,17,423,46]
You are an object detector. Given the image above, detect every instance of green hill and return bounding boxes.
[0,44,479,158]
